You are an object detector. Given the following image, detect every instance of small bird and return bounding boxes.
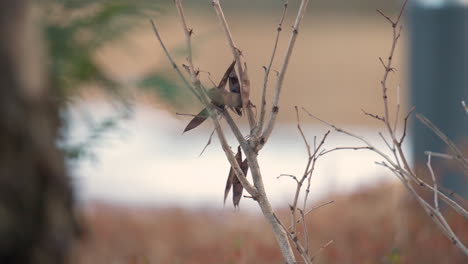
[183,60,242,133]
[229,68,240,93]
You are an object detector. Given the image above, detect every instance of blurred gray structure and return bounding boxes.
[408,0,468,197]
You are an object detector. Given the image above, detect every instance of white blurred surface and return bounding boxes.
[71,104,406,210]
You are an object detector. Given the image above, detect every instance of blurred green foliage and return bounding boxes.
[44,0,162,98]
[62,112,123,162]
[42,0,185,161]
[138,73,189,106]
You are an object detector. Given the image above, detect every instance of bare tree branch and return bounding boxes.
[261,0,311,147]
[149,20,202,103]
[311,240,334,262]
[209,2,312,262]
[392,84,401,133]
[376,1,408,148]
[378,162,468,255]
[257,1,289,136]
[399,106,415,144]
[304,107,468,216]
[426,152,439,210]
[210,110,259,197]
[175,0,195,76]
[278,174,299,184]
[417,114,468,174]
[274,214,313,264]
[211,0,256,130]
[319,146,372,157]
[152,5,258,198]
[288,200,335,230]
[301,1,468,255]
[274,107,335,262]
[296,106,311,157]
[199,128,215,157]
[361,108,385,122]
[425,151,468,162]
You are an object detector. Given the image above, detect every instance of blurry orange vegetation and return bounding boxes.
[71,184,467,264]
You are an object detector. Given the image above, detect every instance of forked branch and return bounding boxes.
[211,0,256,129]
[152,1,314,263]
[261,0,311,149]
[302,0,468,255]
[257,1,289,136]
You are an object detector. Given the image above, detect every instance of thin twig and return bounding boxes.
[176,112,199,117]
[296,106,311,157]
[303,108,468,220]
[307,200,335,214]
[172,1,256,196]
[376,2,408,148]
[274,214,313,264]
[209,2,300,262]
[376,9,394,24]
[292,132,329,233]
[378,57,387,69]
[319,146,372,157]
[303,141,329,255]
[378,162,468,255]
[399,106,415,144]
[169,2,258,198]
[379,132,394,151]
[393,84,401,133]
[311,240,334,262]
[221,100,297,264]
[395,0,409,25]
[199,128,216,157]
[288,200,335,229]
[299,208,310,255]
[257,1,289,136]
[361,109,385,122]
[261,0,311,147]
[372,8,448,241]
[417,114,468,173]
[175,0,195,76]
[278,174,299,184]
[281,106,332,261]
[338,11,468,243]
[424,151,468,162]
[426,152,439,211]
[211,0,256,130]
[149,20,202,102]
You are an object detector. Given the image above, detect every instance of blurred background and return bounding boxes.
[2,0,466,263]
[67,0,408,207]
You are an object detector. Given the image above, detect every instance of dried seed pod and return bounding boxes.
[183,108,209,133]
[224,146,249,208]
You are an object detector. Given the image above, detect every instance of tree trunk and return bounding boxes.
[0,1,76,263]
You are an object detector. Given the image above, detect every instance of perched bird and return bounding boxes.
[183,60,242,133]
[229,68,240,94]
